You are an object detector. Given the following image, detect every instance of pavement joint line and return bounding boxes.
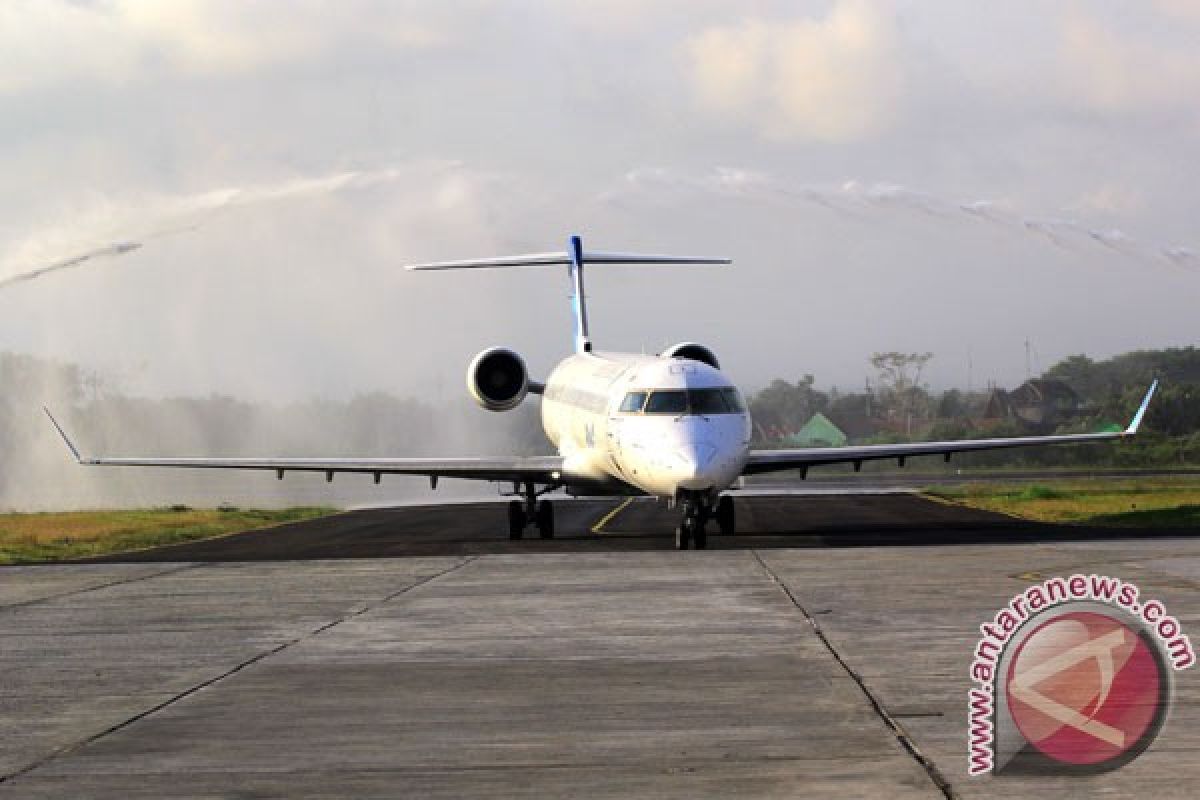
[0,555,477,787]
[0,563,198,613]
[591,497,634,534]
[751,550,959,800]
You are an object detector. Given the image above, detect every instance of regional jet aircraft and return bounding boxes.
[47,235,1158,549]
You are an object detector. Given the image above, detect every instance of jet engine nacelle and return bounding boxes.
[661,342,720,370]
[467,347,530,411]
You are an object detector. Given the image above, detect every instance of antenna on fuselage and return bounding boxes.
[404,235,730,354]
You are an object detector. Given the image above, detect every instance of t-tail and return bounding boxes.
[405,235,730,354]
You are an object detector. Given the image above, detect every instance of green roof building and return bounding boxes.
[782,412,848,448]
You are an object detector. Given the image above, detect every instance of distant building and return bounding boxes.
[983,379,1084,432]
[825,409,890,442]
[783,412,849,447]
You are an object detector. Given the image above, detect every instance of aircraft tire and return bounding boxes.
[507,500,525,540]
[674,523,691,550]
[715,495,735,536]
[536,499,555,539]
[692,522,708,550]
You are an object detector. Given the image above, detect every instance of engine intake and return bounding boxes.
[661,342,720,369]
[468,347,530,411]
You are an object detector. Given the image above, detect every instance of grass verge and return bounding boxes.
[0,506,337,564]
[924,479,1200,527]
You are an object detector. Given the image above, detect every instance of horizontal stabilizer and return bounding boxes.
[405,250,729,270]
[581,251,731,265]
[405,252,571,270]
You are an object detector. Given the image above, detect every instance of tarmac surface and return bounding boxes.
[3,492,1200,798]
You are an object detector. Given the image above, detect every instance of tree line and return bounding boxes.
[747,348,1200,467]
[3,346,1198,492]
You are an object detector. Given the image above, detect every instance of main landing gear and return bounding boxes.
[507,482,555,540]
[674,493,735,550]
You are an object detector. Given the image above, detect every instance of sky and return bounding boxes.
[2,0,1199,406]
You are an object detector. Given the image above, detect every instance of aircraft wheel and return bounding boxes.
[507,500,525,540]
[692,521,708,550]
[715,495,735,536]
[674,523,691,550]
[536,499,555,539]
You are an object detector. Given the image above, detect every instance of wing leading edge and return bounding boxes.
[43,409,563,485]
[743,381,1158,476]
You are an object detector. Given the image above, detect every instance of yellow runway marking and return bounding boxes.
[591,497,634,534]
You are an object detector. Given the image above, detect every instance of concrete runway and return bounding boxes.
[3,493,1200,798]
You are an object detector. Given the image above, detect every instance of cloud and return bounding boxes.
[1073,184,1145,216]
[1152,0,1200,23]
[0,162,461,284]
[604,166,1200,271]
[0,0,446,94]
[682,1,903,142]
[1058,10,1200,115]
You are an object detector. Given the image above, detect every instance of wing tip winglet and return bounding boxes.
[43,407,83,463]
[1125,379,1159,435]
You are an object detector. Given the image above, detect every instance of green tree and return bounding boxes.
[870,352,934,434]
[748,375,829,442]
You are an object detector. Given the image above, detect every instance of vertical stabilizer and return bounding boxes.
[567,235,591,354]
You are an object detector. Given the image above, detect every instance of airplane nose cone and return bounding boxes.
[673,442,718,490]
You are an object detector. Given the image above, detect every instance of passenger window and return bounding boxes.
[644,390,688,414]
[619,391,647,413]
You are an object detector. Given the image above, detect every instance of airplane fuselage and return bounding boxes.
[541,352,752,499]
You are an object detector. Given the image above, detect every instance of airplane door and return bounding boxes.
[607,410,625,473]
[606,373,632,475]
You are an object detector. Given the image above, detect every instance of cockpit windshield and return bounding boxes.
[643,390,688,414]
[621,388,745,415]
[690,388,731,414]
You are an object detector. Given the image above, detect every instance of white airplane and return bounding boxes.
[48,235,1158,549]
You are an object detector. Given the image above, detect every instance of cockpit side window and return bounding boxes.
[643,390,688,414]
[619,391,647,413]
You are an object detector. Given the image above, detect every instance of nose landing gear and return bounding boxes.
[674,513,703,550]
[674,492,708,550]
[674,492,735,550]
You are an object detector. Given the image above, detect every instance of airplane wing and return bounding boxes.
[44,409,563,485]
[743,381,1157,476]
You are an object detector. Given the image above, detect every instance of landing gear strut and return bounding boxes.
[508,482,555,540]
